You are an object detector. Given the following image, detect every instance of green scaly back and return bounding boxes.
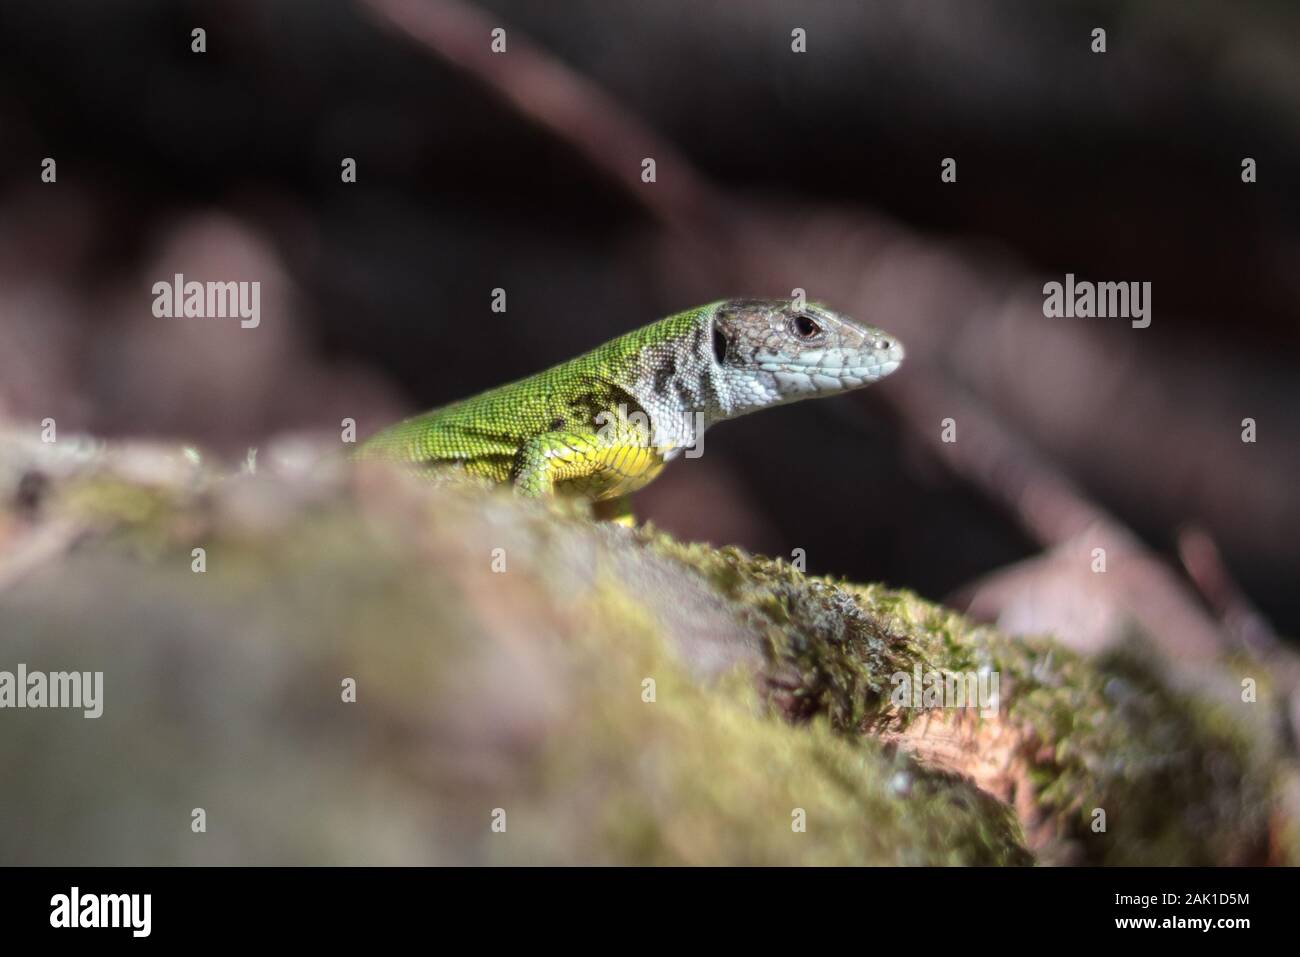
[356,307,705,483]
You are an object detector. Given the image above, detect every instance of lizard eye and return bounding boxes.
[712,326,728,364]
[791,314,822,339]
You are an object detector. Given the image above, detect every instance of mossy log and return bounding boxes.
[0,431,1293,865]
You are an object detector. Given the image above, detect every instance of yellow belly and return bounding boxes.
[558,443,668,500]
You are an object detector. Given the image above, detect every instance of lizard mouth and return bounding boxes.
[757,355,903,386]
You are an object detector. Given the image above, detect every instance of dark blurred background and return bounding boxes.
[0,0,1296,641]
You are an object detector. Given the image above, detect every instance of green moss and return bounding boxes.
[638,530,928,733]
[992,638,1275,865]
[534,579,1031,865]
[637,528,1285,865]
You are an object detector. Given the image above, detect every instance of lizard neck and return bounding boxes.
[623,317,731,452]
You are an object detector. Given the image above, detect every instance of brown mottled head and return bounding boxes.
[704,298,904,417]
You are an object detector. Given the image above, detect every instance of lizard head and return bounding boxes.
[706,298,904,415]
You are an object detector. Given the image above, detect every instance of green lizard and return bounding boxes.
[357,298,904,520]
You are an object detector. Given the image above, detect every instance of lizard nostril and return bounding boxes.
[877,339,891,350]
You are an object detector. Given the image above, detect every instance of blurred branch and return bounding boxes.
[891,372,1235,663]
[362,0,733,244]
[1178,525,1288,661]
[886,371,1117,547]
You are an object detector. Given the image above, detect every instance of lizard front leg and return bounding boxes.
[512,430,599,497]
